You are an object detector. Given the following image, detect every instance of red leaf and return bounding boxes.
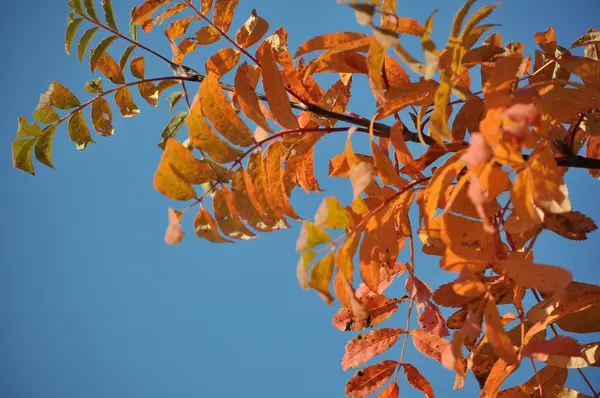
[342,328,404,370]
[346,360,398,398]
[403,363,435,398]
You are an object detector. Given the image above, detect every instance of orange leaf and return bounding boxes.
[213,187,256,240]
[345,360,398,398]
[333,294,400,332]
[234,62,273,133]
[377,80,438,119]
[480,358,515,398]
[235,9,269,49]
[199,72,255,147]
[257,39,299,130]
[194,207,232,243]
[196,26,221,45]
[213,0,238,32]
[132,0,170,25]
[500,252,572,294]
[265,141,302,220]
[230,169,271,232]
[187,92,242,163]
[164,16,198,40]
[342,328,404,370]
[521,336,584,367]
[205,48,241,79]
[403,363,435,398]
[418,302,449,337]
[484,298,519,365]
[294,32,368,59]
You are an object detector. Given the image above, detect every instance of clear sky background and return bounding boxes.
[1,0,600,397]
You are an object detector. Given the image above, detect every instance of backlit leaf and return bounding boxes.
[12,137,38,175]
[164,207,184,245]
[257,38,299,130]
[65,15,83,55]
[348,162,375,200]
[213,187,256,240]
[500,252,572,294]
[376,382,398,398]
[411,329,449,363]
[403,363,434,398]
[90,35,118,72]
[90,97,114,136]
[315,196,352,229]
[130,56,145,78]
[119,45,137,70]
[265,141,301,220]
[47,81,80,109]
[345,360,398,398]
[213,0,238,32]
[132,0,169,24]
[429,73,452,144]
[484,297,519,365]
[77,27,99,63]
[234,62,273,133]
[96,52,125,84]
[194,207,232,243]
[543,211,598,241]
[196,26,221,45]
[114,86,140,117]
[205,48,241,79]
[309,251,335,304]
[85,77,103,93]
[34,124,58,170]
[294,32,367,59]
[33,90,59,124]
[342,328,404,370]
[235,9,269,48]
[68,110,95,150]
[200,73,255,147]
[101,0,119,32]
[296,222,331,252]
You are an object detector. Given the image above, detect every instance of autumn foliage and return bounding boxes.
[12,0,600,396]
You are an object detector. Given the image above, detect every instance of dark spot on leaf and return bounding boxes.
[356,334,363,340]
[357,371,364,377]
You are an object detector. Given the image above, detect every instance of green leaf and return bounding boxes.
[68,110,95,150]
[35,124,58,169]
[67,0,85,15]
[119,45,136,70]
[65,16,83,55]
[130,6,138,42]
[33,91,59,124]
[83,0,100,22]
[101,0,119,32]
[91,97,114,136]
[84,77,103,93]
[167,92,184,111]
[77,27,99,63]
[90,35,118,72]
[158,112,188,149]
[16,117,42,138]
[114,86,140,117]
[48,81,80,109]
[13,137,39,175]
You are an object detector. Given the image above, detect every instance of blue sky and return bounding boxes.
[1,0,600,397]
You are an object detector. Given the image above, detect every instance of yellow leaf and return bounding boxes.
[90,97,114,136]
[315,196,352,229]
[309,251,335,304]
[68,110,94,150]
[296,222,331,252]
[429,73,452,144]
[421,11,439,80]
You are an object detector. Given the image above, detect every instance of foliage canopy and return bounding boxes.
[12,0,600,396]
